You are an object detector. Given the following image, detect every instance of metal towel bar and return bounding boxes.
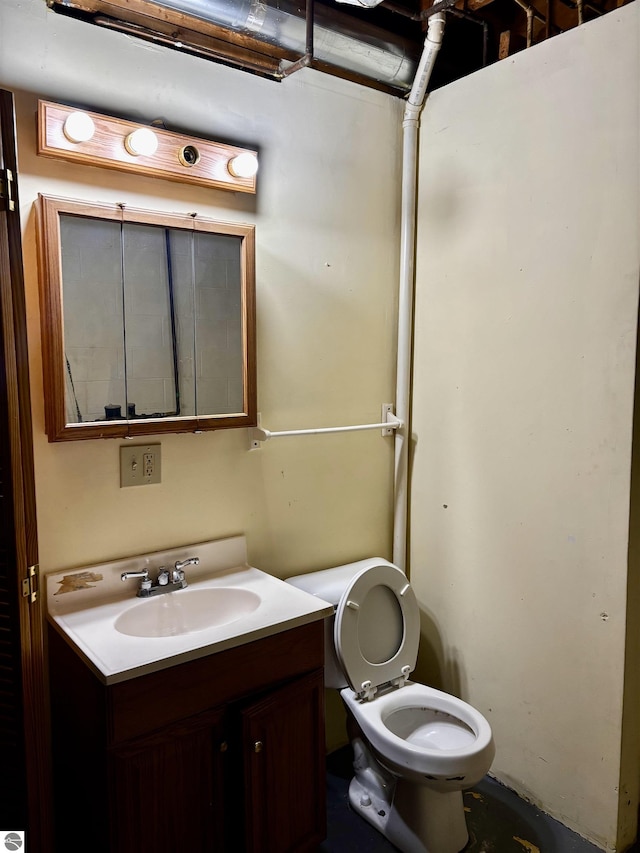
[248,404,401,449]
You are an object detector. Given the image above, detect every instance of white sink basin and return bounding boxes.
[114,588,261,638]
[46,535,334,684]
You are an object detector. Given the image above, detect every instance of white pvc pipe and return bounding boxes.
[393,13,446,573]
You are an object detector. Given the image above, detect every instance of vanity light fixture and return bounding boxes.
[38,100,258,194]
[124,127,159,157]
[228,152,259,179]
[63,111,95,143]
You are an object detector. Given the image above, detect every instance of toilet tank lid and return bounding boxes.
[286,557,398,606]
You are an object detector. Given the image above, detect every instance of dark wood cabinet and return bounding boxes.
[109,707,228,853]
[48,620,326,853]
[242,671,326,853]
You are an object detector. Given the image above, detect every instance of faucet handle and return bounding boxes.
[171,556,198,584]
[121,569,149,582]
[174,556,200,572]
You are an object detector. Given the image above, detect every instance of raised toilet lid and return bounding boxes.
[334,563,420,700]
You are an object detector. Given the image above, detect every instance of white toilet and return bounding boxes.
[287,557,495,853]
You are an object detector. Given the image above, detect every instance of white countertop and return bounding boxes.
[46,535,333,685]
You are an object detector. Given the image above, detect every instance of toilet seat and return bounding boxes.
[334,563,420,700]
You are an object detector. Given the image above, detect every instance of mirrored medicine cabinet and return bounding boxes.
[36,195,256,441]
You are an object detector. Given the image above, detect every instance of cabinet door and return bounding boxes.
[242,669,326,853]
[110,707,228,853]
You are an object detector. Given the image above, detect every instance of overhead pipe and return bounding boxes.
[381,0,462,22]
[512,0,546,45]
[279,0,315,78]
[382,1,486,68]
[393,11,446,573]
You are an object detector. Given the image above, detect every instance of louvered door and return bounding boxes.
[0,88,52,849]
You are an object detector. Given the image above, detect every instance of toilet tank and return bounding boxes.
[286,557,397,689]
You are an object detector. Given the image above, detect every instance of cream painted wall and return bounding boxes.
[0,0,402,588]
[411,5,639,850]
[6,0,640,837]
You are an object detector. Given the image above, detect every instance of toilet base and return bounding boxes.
[348,738,469,853]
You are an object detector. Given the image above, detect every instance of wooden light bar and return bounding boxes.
[37,100,258,194]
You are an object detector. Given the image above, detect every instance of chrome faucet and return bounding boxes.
[173,556,199,583]
[121,557,197,598]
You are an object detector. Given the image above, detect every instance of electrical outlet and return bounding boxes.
[143,452,155,478]
[120,444,161,487]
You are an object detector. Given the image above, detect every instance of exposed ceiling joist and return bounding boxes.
[45,0,634,96]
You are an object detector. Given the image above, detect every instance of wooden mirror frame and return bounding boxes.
[36,194,257,442]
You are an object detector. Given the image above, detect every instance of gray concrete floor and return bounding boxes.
[321,747,607,853]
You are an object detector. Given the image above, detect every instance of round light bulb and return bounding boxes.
[63,112,95,143]
[124,128,159,157]
[228,153,258,179]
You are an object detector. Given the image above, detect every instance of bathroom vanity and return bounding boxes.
[46,537,333,853]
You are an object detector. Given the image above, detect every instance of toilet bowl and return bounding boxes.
[287,558,495,853]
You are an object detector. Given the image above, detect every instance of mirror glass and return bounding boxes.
[38,196,256,441]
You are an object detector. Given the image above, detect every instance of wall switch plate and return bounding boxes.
[120,444,161,487]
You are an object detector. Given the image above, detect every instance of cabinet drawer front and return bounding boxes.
[109,621,324,743]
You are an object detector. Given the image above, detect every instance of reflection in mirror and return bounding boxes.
[38,196,256,441]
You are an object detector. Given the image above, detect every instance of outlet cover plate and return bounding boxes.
[120,444,161,487]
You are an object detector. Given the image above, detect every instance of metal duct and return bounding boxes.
[131,0,419,89]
